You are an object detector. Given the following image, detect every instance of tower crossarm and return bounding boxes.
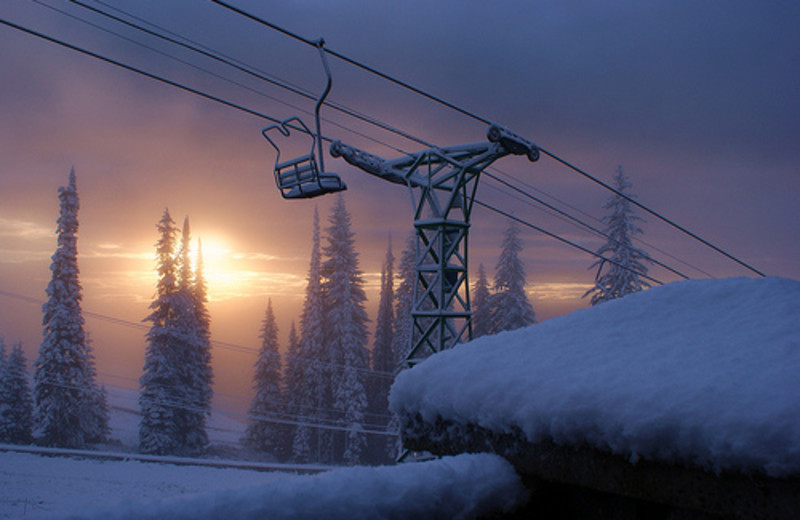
[329,125,540,367]
[331,140,521,190]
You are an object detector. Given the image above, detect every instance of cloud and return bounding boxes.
[230,252,282,262]
[0,247,51,264]
[0,218,52,239]
[83,249,153,260]
[530,282,594,302]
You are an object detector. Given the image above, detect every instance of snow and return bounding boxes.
[0,449,287,518]
[2,451,525,520]
[1,373,527,519]
[390,277,800,477]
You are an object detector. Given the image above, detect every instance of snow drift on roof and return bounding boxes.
[390,277,800,477]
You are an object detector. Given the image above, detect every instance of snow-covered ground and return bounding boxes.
[7,276,798,518]
[0,450,525,520]
[391,276,800,477]
[1,379,526,519]
[0,449,288,518]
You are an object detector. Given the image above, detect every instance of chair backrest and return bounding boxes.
[263,120,346,199]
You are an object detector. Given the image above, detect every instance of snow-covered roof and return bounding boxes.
[390,277,800,477]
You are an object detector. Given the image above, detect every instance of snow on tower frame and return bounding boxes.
[262,39,346,200]
[328,124,539,366]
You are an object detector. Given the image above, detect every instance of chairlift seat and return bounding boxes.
[282,171,347,199]
[275,152,346,199]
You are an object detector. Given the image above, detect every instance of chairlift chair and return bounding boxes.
[262,39,346,200]
[263,117,346,199]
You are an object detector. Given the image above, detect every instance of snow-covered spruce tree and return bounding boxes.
[139,209,188,455]
[191,241,213,422]
[293,207,327,463]
[391,232,416,368]
[176,221,212,454]
[82,335,110,444]
[0,342,34,444]
[33,169,103,448]
[245,299,284,457]
[367,238,395,464]
[471,263,492,339]
[282,321,304,459]
[489,220,536,334]
[584,166,652,305]
[321,194,370,465]
[386,233,416,461]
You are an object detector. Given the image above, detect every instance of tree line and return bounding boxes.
[0,165,651,458]
[240,166,650,465]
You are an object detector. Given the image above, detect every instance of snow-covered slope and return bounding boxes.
[390,277,800,476]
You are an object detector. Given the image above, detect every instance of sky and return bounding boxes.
[0,0,798,406]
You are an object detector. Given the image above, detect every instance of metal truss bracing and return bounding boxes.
[331,125,539,366]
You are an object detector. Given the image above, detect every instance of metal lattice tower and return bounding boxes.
[331,125,539,366]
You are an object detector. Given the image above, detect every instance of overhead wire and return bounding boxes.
[28,0,406,158]
[36,376,397,435]
[0,288,396,380]
[209,0,485,126]
[5,2,762,282]
[0,17,284,124]
[23,1,710,281]
[209,0,766,278]
[538,149,767,277]
[482,170,690,280]
[473,200,666,287]
[486,166,717,278]
[0,13,690,286]
[66,0,430,152]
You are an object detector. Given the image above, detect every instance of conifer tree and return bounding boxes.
[368,238,396,463]
[293,207,326,463]
[471,263,492,339]
[139,209,185,455]
[489,221,536,334]
[0,343,34,444]
[321,194,369,465]
[282,321,304,459]
[192,242,213,410]
[34,169,104,448]
[177,222,212,454]
[381,234,417,461]
[392,232,417,368]
[585,166,652,305]
[370,238,395,401]
[82,335,109,444]
[245,299,284,457]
